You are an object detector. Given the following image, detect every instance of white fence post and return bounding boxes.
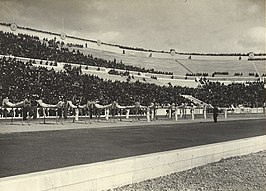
[126,109,130,119]
[75,108,79,121]
[105,109,109,120]
[151,109,154,120]
[175,108,178,121]
[224,108,227,119]
[191,108,195,120]
[203,106,207,119]
[147,108,150,122]
[36,108,40,119]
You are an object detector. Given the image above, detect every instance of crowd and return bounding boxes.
[211,71,229,77]
[0,57,265,110]
[249,73,260,77]
[0,57,191,107]
[193,81,265,108]
[108,69,130,76]
[0,31,172,75]
[186,73,209,77]
[248,58,266,61]
[66,43,84,48]
[234,73,243,76]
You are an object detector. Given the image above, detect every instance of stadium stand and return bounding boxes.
[1,29,265,88]
[0,57,189,106]
[0,57,264,109]
[0,31,173,75]
[0,26,265,116]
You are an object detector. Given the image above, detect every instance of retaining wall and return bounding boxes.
[0,135,266,191]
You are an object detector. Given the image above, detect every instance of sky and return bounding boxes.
[0,0,265,53]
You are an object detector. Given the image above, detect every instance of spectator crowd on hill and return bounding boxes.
[0,57,265,109]
[0,31,172,75]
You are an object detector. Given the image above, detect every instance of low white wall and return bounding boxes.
[1,135,266,191]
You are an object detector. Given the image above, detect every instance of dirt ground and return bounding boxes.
[113,151,266,191]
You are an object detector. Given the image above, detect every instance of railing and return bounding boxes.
[1,106,264,125]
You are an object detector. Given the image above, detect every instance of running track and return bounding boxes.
[0,119,266,178]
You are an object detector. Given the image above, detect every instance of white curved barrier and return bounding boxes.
[2,99,24,108]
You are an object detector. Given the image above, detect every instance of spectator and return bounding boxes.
[0,31,173,76]
[0,56,264,109]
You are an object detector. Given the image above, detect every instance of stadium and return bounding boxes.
[0,1,266,190]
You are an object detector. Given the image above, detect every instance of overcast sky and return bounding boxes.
[0,0,265,53]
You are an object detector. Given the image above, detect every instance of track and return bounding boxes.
[0,119,266,178]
